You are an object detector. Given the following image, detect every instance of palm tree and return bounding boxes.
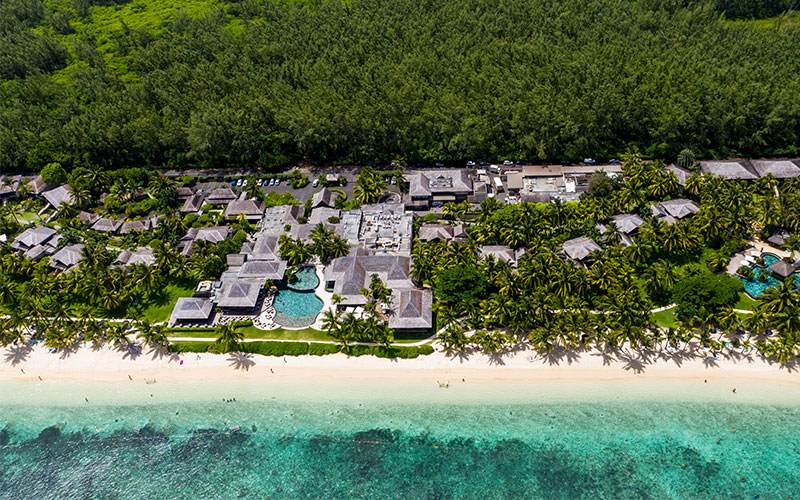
[353,166,386,204]
[757,277,798,314]
[215,323,244,353]
[677,149,694,169]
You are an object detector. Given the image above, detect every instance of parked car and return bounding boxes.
[390,161,398,167]
[236,179,243,187]
[275,178,281,186]
[269,178,275,186]
[312,179,319,187]
[391,176,396,185]
[466,161,476,167]
[503,160,513,166]
[242,179,248,186]
[560,160,572,166]
[609,158,620,164]
[584,158,596,165]
[435,162,444,167]
[479,161,490,166]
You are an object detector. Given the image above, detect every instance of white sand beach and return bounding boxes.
[2,342,798,399]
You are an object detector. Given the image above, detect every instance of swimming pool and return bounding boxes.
[287,266,319,291]
[737,253,799,297]
[273,288,323,327]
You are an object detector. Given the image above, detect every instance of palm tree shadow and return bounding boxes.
[593,346,620,366]
[57,344,80,359]
[148,345,170,360]
[445,346,473,363]
[3,344,33,366]
[228,352,255,371]
[702,355,719,369]
[121,343,143,360]
[618,350,648,374]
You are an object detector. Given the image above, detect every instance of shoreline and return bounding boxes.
[2,343,799,400]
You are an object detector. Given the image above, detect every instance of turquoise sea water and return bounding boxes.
[1,379,799,499]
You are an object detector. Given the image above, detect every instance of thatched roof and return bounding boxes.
[770,259,796,279]
[562,237,601,261]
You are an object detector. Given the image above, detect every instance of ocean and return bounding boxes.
[0,377,798,499]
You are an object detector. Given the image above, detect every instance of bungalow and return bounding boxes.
[169,297,214,327]
[699,161,758,180]
[181,193,205,214]
[666,164,693,186]
[114,247,156,268]
[478,245,522,265]
[224,198,265,222]
[92,218,124,234]
[175,186,194,201]
[0,177,18,200]
[562,237,601,262]
[749,159,800,179]
[77,211,100,225]
[248,234,282,261]
[610,213,645,235]
[120,220,151,234]
[237,260,287,283]
[324,251,432,331]
[769,260,796,280]
[214,280,262,312]
[11,226,57,252]
[405,170,473,210]
[180,226,232,256]
[42,185,75,210]
[418,224,455,242]
[49,244,85,272]
[205,188,237,205]
[652,199,700,222]
[767,231,790,247]
[311,188,339,209]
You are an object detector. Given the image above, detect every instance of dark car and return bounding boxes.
[479,161,490,166]
[560,160,572,166]
[434,162,444,167]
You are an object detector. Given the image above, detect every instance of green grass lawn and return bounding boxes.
[167,325,431,344]
[735,292,757,311]
[126,279,195,323]
[651,308,677,329]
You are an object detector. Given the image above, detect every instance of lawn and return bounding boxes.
[126,279,195,323]
[735,292,757,311]
[167,325,432,344]
[651,308,677,329]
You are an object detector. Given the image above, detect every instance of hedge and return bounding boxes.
[168,341,435,358]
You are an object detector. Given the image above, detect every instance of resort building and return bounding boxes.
[175,186,194,201]
[237,260,287,282]
[48,244,85,272]
[42,185,75,210]
[610,213,645,235]
[91,218,124,234]
[358,203,412,255]
[205,188,238,205]
[417,223,468,242]
[405,170,473,210]
[11,226,57,253]
[666,164,693,186]
[478,245,522,265]
[769,260,796,280]
[651,199,700,222]
[169,297,214,327]
[120,220,151,234]
[114,247,156,268]
[258,205,305,237]
[324,251,432,331]
[214,280,263,313]
[224,198,265,222]
[77,211,100,225]
[247,234,283,261]
[699,161,758,180]
[179,226,232,256]
[562,236,601,262]
[749,159,800,179]
[311,188,339,209]
[181,193,205,214]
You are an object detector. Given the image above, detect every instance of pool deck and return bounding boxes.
[307,264,335,331]
[726,240,793,276]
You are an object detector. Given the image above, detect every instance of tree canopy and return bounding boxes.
[1,0,799,172]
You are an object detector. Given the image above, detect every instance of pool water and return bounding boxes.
[273,288,323,327]
[737,253,799,297]
[287,266,319,291]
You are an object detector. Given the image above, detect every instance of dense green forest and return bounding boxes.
[0,0,798,171]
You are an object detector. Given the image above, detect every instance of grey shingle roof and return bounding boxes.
[92,218,124,233]
[749,159,800,179]
[657,199,700,219]
[562,237,601,261]
[170,297,213,323]
[120,220,150,234]
[42,185,75,208]
[700,161,758,180]
[49,244,85,271]
[206,188,237,204]
[115,247,156,267]
[311,188,338,209]
[24,244,48,260]
[389,289,433,330]
[224,199,265,219]
[237,260,287,281]
[181,193,205,213]
[12,226,56,250]
[215,280,261,309]
[770,259,795,278]
[418,224,454,241]
[610,213,645,234]
[479,245,517,264]
[77,211,100,225]
[248,234,281,261]
[324,253,413,305]
[408,170,473,198]
[184,226,232,244]
[666,164,692,186]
